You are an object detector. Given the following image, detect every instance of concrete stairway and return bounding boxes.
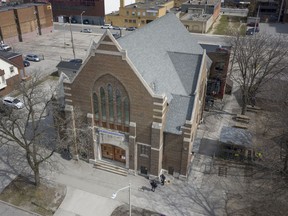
[94,160,128,176]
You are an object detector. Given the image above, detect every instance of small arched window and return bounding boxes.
[93,93,99,119]
[108,84,114,121]
[100,87,106,120]
[124,98,129,125]
[116,89,122,123]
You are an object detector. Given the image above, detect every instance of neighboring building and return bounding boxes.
[0,51,25,96]
[180,9,214,33]
[0,2,53,44]
[179,0,221,33]
[105,0,174,28]
[45,0,105,25]
[60,14,211,179]
[200,44,231,99]
[181,0,221,22]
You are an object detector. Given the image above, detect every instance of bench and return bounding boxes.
[233,123,248,129]
[247,105,261,112]
[235,114,250,123]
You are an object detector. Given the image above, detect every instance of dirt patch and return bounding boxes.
[0,175,66,215]
[111,204,164,216]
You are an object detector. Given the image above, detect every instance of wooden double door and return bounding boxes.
[101,144,126,163]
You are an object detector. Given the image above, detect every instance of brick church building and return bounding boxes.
[60,13,211,179]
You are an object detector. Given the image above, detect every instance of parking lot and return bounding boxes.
[12,28,102,78]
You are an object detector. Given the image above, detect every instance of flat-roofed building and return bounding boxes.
[105,0,174,28]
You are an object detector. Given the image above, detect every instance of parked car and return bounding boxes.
[71,18,77,23]
[0,44,12,51]
[113,26,121,30]
[26,54,41,62]
[2,97,24,109]
[81,28,92,33]
[23,60,30,67]
[101,24,113,29]
[246,27,260,35]
[83,19,89,24]
[69,59,83,64]
[126,27,137,31]
[247,22,259,27]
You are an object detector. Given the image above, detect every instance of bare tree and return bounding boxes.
[228,33,288,115]
[0,75,59,186]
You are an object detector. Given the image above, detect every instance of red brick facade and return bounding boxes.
[63,31,208,178]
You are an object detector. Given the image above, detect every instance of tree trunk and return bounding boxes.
[283,145,288,173]
[34,165,40,187]
[241,93,248,115]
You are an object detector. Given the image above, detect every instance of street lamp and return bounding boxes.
[111,183,131,216]
[81,11,86,32]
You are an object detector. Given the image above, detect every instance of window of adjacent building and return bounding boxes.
[126,11,129,16]
[140,145,149,156]
[124,19,128,23]
[0,76,4,84]
[137,12,141,16]
[132,11,135,16]
[129,19,132,23]
[143,12,146,16]
[10,66,14,73]
[141,20,145,24]
[215,62,225,71]
[132,20,136,23]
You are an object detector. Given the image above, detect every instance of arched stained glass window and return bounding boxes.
[100,87,106,120]
[108,84,114,121]
[124,98,129,124]
[93,93,99,119]
[116,89,122,123]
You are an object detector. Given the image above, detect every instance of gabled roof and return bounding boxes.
[117,13,204,103]
[56,61,82,81]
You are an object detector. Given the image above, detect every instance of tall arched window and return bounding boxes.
[100,87,106,120]
[108,84,114,121]
[93,93,99,119]
[124,98,129,125]
[116,89,122,123]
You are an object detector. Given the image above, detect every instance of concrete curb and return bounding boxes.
[0,199,42,216]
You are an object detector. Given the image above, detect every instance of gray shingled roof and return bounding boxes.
[118,13,204,102]
[0,51,21,59]
[168,52,202,95]
[164,94,195,134]
[56,61,82,80]
[220,126,253,148]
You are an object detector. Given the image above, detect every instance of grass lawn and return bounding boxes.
[213,15,247,36]
[0,175,66,215]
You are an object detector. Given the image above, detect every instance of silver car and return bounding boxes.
[26,54,40,62]
[3,97,24,109]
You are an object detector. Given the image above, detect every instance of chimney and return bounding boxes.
[120,0,125,8]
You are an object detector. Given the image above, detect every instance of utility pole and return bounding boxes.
[69,16,76,59]
[278,0,284,22]
[254,5,260,35]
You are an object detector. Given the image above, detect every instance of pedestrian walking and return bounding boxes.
[160,174,166,185]
[150,180,157,192]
